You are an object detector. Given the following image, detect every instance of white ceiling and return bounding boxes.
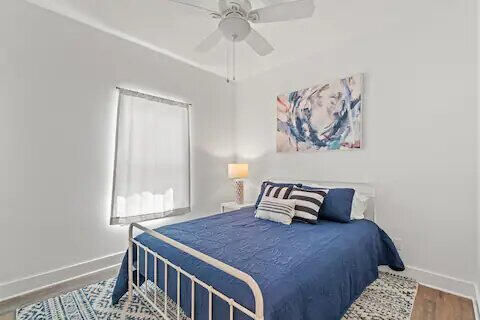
[26,0,408,80]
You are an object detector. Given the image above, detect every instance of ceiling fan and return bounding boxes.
[169,0,315,56]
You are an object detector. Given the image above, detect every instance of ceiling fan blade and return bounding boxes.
[249,0,315,23]
[168,0,219,15]
[245,29,274,56]
[195,28,223,52]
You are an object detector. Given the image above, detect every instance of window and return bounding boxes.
[110,88,191,225]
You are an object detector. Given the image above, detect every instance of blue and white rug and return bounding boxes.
[17,272,417,320]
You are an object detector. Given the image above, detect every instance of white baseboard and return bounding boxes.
[0,252,124,302]
[380,265,478,315]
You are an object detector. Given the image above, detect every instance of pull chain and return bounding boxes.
[225,35,238,83]
[226,43,230,83]
[232,35,236,81]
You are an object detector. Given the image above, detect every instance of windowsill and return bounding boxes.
[110,207,191,225]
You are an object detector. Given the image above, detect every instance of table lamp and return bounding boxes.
[228,163,248,204]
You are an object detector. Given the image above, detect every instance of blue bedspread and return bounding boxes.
[112,207,404,320]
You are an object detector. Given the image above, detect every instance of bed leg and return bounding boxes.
[128,223,134,300]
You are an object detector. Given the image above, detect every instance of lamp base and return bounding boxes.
[233,180,244,204]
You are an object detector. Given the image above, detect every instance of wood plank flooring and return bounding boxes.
[0,314,14,320]
[0,266,118,319]
[411,285,476,320]
[0,282,476,319]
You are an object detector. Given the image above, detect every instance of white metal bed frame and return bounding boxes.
[127,181,375,320]
[128,223,264,320]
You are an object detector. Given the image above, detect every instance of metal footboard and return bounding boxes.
[128,223,264,320]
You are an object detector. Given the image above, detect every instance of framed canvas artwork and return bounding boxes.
[277,73,363,152]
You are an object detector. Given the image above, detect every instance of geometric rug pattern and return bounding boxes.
[17,271,417,320]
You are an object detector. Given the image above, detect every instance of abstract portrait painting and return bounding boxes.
[277,74,363,152]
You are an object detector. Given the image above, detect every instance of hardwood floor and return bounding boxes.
[0,282,476,319]
[411,285,476,320]
[0,266,119,319]
[0,313,14,320]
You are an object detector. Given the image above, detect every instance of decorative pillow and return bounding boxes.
[255,196,296,225]
[350,192,370,220]
[254,181,301,208]
[289,186,328,224]
[318,188,355,223]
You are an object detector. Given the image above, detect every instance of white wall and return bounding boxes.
[235,0,478,284]
[0,0,234,299]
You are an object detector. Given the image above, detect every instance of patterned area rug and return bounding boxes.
[342,272,418,319]
[17,272,417,320]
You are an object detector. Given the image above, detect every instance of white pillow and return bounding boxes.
[350,192,370,220]
[255,196,296,225]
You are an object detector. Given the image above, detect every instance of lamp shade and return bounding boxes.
[228,163,248,179]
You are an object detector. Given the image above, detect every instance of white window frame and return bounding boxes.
[110,87,191,225]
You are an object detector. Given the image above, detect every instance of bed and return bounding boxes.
[111,182,404,320]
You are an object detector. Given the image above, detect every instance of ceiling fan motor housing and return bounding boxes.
[221,0,252,14]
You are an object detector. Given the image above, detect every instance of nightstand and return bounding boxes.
[220,201,254,213]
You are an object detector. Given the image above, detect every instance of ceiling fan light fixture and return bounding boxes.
[218,15,251,41]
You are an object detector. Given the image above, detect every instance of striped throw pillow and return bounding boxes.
[262,184,293,199]
[289,186,328,224]
[254,181,302,208]
[255,196,296,225]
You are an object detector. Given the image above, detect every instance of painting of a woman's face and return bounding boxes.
[276,74,363,152]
